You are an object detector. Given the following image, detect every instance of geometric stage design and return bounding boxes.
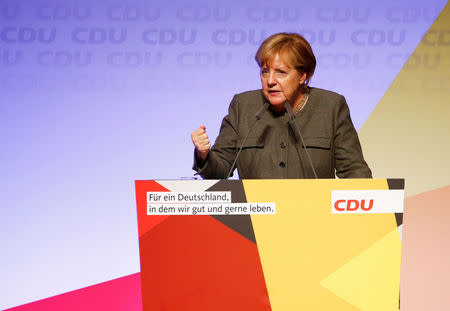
[7,184,448,311]
[358,3,450,308]
[136,178,403,310]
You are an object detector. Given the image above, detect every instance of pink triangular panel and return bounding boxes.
[5,273,142,311]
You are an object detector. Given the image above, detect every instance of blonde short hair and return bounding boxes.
[255,33,316,86]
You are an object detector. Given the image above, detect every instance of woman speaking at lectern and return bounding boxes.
[191,32,372,179]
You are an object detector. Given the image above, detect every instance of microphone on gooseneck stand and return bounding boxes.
[284,101,318,179]
[226,102,270,179]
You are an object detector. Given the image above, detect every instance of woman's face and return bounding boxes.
[260,53,306,111]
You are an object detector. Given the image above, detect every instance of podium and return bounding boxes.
[135,179,404,311]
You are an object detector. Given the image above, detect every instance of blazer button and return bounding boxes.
[279,161,286,168]
[280,142,287,149]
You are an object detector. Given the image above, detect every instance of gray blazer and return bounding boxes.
[193,88,372,179]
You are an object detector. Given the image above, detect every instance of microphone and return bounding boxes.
[284,101,318,179]
[226,102,269,179]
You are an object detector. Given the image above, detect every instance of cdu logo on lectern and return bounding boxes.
[334,199,374,212]
[331,189,404,214]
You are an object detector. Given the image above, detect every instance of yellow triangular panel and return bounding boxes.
[320,228,401,311]
[359,2,450,196]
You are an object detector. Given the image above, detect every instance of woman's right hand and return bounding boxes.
[191,125,211,161]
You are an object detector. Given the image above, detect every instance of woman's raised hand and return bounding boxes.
[191,125,211,161]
